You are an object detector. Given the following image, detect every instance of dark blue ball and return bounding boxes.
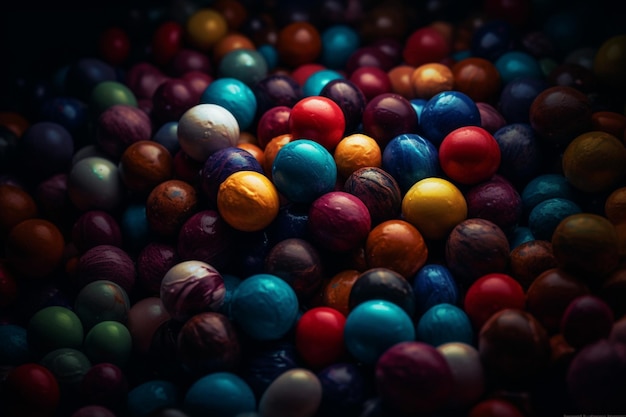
[382,133,440,193]
[317,362,368,417]
[64,58,117,101]
[18,121,74,182]
[242,340,299,399]
[152,121,180,156]
[267,203,310,244]
[498,77,549,124]
[470,19,515,61]
[419,91,481,147]
[493,123,541,184]
[412,264,460,316]
[39,96,89,137]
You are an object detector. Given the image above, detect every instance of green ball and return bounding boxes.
[218,49,268,87]
[40,348,91,392]
[28,306,84,357]
[74,280,130,330]
[84,321,132,367]
[90,80,138,115]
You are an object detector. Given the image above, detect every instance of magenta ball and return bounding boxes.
[177,210,235,270]
[464,174,523,234]
[136,242,179,296]
[375,341,453,415]
[95,104,152,160]
[561,295,614,349]
[80,362,128,409]
[160,260,225,322]
[308,191,371,252]
[75,245,136,294]
[256,105,292,149]
[436,342,485,411]
[71,210,123,253]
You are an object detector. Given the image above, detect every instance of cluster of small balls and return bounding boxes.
[1,0,626,416]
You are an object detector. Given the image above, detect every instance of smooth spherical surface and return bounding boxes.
[186,8,228,51]
[437,342,485,410]
[413,264,460,315]
[303,69,344,97]
[452,57,501,103]
[146,179,198,237]
[321,270,360,317]
[361,93,419,148]
[5,219,65,279]
[419,90,481,146]
[184,372,256,417]
[200,77,257,131]
[276,22,322,68]
[18,122,74,181]
[333,134,381,179]
[528,197,582,241]
[593,34,626,91]
[177,210,235,270]
[28,306,84,357]
[3,363,60,417]
[410,63,454,99]
[321,24,360,69]
[416,303,474,347]
[0,184,38,237]
[90,81,138,116]
[126,297,170,354]
[464,273,526,330]
[119,140,173,194]
[381,133,440,193]
[295,307,346,369]
[343,166,402,226]
[509,239,557,290]
[83,321,132,367]
[68,157,123,211]
[561,295,614,349]
[349,267,415,316]
[465,175,523,234]
[95,104,151,160]
[218,49,268,86]
[74,280,130,330]
[259,368,322,417]
[494,51,543,85]
[319,78,367,135]
[289,96,346,152]
[493,122,541,184]
[71,210,122,252]
[402,27,450,67]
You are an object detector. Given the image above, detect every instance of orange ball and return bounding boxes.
[605,187,626,225]
[119,140,173,194]
[591,111,626,143]
[0,184,38,237]
[237,142,265,168]
[333,133,382,179]
[388,65,416,99]
[213,32,256,63]
[452,57,501,103]
[411,63,454,99]
[276,22,322,68]
[263,134,293,178]
[365,219,429,279]
[212,0,248,30]
[0,111,29,137]
[186,8,229,51]
[5,219,65,279]
[322,269,360,317]
[146,179,198,237]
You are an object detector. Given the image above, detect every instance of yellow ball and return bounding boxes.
[186,9,229,51]
[333,133,382,179]
[402,177,467,240]
[217,171,280,232]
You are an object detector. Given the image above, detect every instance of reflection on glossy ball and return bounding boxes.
[437,342,485,411]
[259,368,322,417]
[68,157,123,211]
[183,372,256,417]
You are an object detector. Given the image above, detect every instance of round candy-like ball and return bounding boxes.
[508,239,558,290]
[71,210,122,253]
[17,121,74,182]
[498,76,549,124]
[74,280,130,330]
[119,140,173,194]
[303,69,345,97]
[217,170,280,232]
[177,104,240,163]
[437,342,485,411]
[259,368,322,417]
[593,34,626,91]
[410,62,454,100]
[402,27,450,67]
[90,81,138,116]
[295,307,346,369]
[343,167,402,226]
[412,264,460,315]
[218,48,268,86]
[80,362,128,409]
[28,306,84,357]
[381,133,440,193]
[316,362,367,417]
[320,24,360,70]
[528,197,582,241]
[185,8,228,51]
[177,210,235,270]
[0,184,38,238]
[465,175,523,234]
[493,122,541,184]
[494,51,543,85]
[83,321,132,367]
[321,270,360,317]
[183,372,256,417]
[146,179,198,237]
[272,139,337,204]
[95,104,152,160]
[75,245,136,294]
[200,77,257,131]
[402,177,467,241]
[464,273,526,330]
[419,90,481,147]
[126,297,170,354]
[416,303,474,347]
[361,93,419,148]
[40,347,92,393]
[3,363,60,417]
[319,78,366,135]
[333,133,381,179]
[561,295,614,349]
[521,173,578,214]
[349,267,415,317]
[289,96,346,152]
[276,21,322,68]
[452,57,501,103]
[68,157,123,211]
[230,273,299,341]
[160,260,225,322]
[126,379,178,417]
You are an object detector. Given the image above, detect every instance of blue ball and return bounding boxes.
[528,197,582,241]
[19,121,75,181]
[470,19,515,61]
[317,362,367,417]
[416,303,474,347]
[495,51,544,85]
[243,340,299,398]
[121,203,151,252]
[272,139,337,204]
[321,25,360,69]
[218,49,268,87]
[258,44,278,70]
[344,299,416,365]
[382,133,440,193]
[230,274,299,341]
[509,226,535,250]
[127,379,179,417]
[40,96,89,136]
[493,123,540,184]
[521,173,578,214]
[152,121,180,155]
[302,69,345,97]
[0,324,29,367]
[498,77,549,124]
[200,78,257,131]
[183,372,256,417]
[419,91,481,146]
[412,264,460,316]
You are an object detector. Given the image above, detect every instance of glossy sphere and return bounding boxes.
[561,295,614,349]
[183,372,256,417]
[317,362,367,417]
[289,96,345,151]
[5,219,64,279]
[445,218,510,286]
[90,81,138,116]
[125,62,169,100]
[213,32,256,63]
[464,273,526,330]
[259,368,322,417]
[361,93,418,148]
[388,65,416,99]
[606,187,626,224]
[319,78,367,135]
[253,74,302,117]
[320,24,360,70]
[349,267,415,316]
[528,197,581,241]
[18,122,74,181]
[420,90,481,146]
[402,27,450,67]
[76,244,136,294]
[508,239,557,290]
[40,347,91,394]
[322,270,360,316]
[80,362,127,409]
[477,102,506,134]
[200,77,257,131]
[343,167,402,225]
[343,299,415,364]
[186,8,228,51]
[376,341,452,415]
[177,210,235,270]
[562,130,626,194]
[437,342,485,411]
[168,48,211,77]
[177,104,240,163]
[218,49,268,87]
[413,264,460,315]
[349,66,392,101]
[264,238,324,300]
[308,191,371,253]
[151,21,183,66]
[381,133,439,193]
[95,104,151,161]
[146,179,198,236]
[119,140,173,194]
[593,34,626,91]
[68,157,123,211]
[468,399,526,417]
[416,303,474,346]
[498,76,549,124]
[126,380,178,417]
[256,106,291,150]
[295,307,346,369]
[402,177,467,241]
[28,306,84,357]
[452,57,501,103]
[276,22,322,68]
[466,175,522,234]
[410,63,454,100]
[3,363,60,417]
[521,173,577,213]
[126,297,170,354]
[439,126,501,185]
[272,139,337,204]
[365,220,428,280]
[231,274,299,340]
[493,122,540,184]
[551,213,620,281]
[74,280,130,330]
[333,134,381,179]
[83,320,132,367]
[303,69,344,97]
[592,111,626,142]
[529,86,593,146]
[217,170,279,232]
[177,312,241,375]
[160,260,225,322]
[494,51,543,85]
[71,210,122,252]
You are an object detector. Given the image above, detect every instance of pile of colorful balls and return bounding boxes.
[1,0,626,416]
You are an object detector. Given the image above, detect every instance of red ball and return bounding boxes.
[98,27,131,66]
[402,27,451,68]
[349,66,392,102]
[151,21,184,67]
[4,363,61,417]
[439,126,501,185]
[468,398,526,417]
[289,96,346,151]
[290,63,326,86]
[464,273,526,330]
[295,306,346,369]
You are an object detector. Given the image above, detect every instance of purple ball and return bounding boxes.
[343,167,401,226]
[136,242,179,296]
[95,104,152,160]
[125,62,170,100]
[18,122,74,181]
[151,78,197,127]
[375,341,453,415]
[465,175,523,234]
[160,260,225,322]
[168,48,212,77]
[254,74,302,116]
[70,405,117,417]
[320,79,367,135]
[561,295,614,349]
[177,210,235,270]
[477,102,506,134]
[71,210,123,253]
[308,191,371,253]
[493,122,541,185]
[498,77,549,124]
[362,93,419,148]
[76,245,136,294]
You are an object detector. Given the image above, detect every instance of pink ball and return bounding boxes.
[308,191,371,252]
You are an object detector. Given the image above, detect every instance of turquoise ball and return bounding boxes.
[183,372,256,417]
[218,49,268,87]
[321,24,360,69]
[416,303,474,347]
[303,69,345,97]
[200,77,257,131]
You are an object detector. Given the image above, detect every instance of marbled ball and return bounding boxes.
[419,90,481,147]
[349,267,415,317]
[493,122,541,184]
[146,179,198,237]
[74,280,130,330]
[343,167,402,226]
[75,245,136,294]
[319,78,367,135]
[412,264,460,316]
[95,104,152,160]
[177,210,235,270]
[508,240,558,290]
[381,133,440,193]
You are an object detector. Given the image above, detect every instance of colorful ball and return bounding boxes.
[319,78,366,135]
[381,133,440,193]
[67,157,123,211]
[465,175,523,234]
[295,307,346,369]
[419,90,481,147]
[199,77,257,131]
[343,167,402,226]
[593,34,626,91]
[436,342,485,411]
[289,96,346,151]
[333,133,381,179]
[258,368,322,417]
[177,210,235,270]
[416,303,474,347]
[412,264,460,315]
[185,8,228,51]
[464,273,526,330]
[95,104,151,160]
[521,173,578,214]
[183,372,256,417]
[410,62,454,99]
[218,48,268,86]
[126,380,178,417]
[494,50,543,85]
[75,245,136,294]
[83,321,132,367]
[528,197,582,241]
[316,362,367,417]
[361,93,419,148]
[40,347,92,393]
[276,21,322,67]
[3,363,61,417]
[27,306,84,357]
[320,24,360,69]
[80,362,128,409]
[492,122,541,184]
[561,295,614,349]
[349,267,415,317]
[146,179,198,237]
[17,121,74,182]
[303,69,344,97]
[321,270,360,317]
[74,280,130,330]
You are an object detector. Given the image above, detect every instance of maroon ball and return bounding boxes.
[349,66,392,102]
[477,102,506,134]
[464,174,522,234]
[508,239,558,290]
[308,191,371,253]
[375,341,453,415]
[444,218,510,287]
[71,210,123,253]
[343,167,401,226]
[345,46,395,75]
[256,106,291,149]
[125,62,170,100]
[79,362,128,409]
[75,245,136,294]
[71,405,117,417]
[264,237,324,301]
[168,48,212,77]
[151,78,197,127]
[177,210,235,270]
[136,242,179,296]
[361,93,419,148]
[181,70,213,103]
[176,311,241,376]
[253,74,302,117]
[560,295,614,349]
[95,104,153,160]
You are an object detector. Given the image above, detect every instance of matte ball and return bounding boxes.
[40,347,92,393]
[160,260,225,322]
[528,197,582,241]
[68,157,123,211]
[199,77,257,131]
[177,209,235,270]
[343,167,402,226]
[5,219,65,279]
[498,76,549,124]
[289,96,346,152]
[316,362,367,417]
[95,104,152,160]
[28,306,84,357]
[508,239,558,290]
[177,104,240,163]
[76,245,136,294]
[493,122,541,184]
